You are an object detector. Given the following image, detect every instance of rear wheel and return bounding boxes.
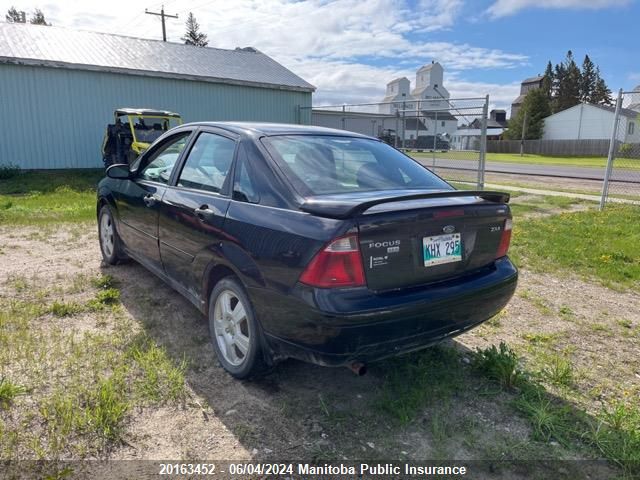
[208,277,265,378]
[98,204,129,265]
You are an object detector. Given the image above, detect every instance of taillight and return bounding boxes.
[496,218,512,258]
[299,234,366,288]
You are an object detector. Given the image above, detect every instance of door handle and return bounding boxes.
[194,205,216,221]
[143,194,159,207]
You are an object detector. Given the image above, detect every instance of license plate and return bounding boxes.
[423,233,462,267]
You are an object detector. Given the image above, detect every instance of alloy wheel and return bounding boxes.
[213,290,251,366]
[100,212,114,258]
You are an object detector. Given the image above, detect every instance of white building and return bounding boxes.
[542,103,639,143]
[379,61,458,140]
[379,77,411,114]
[410,62,450,110]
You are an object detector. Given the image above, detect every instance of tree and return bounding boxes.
[542,61,553,100]
[505,88,551,140]
[29,8,50,25]
[5,6,25,23]
[543,51,612,112]
[591,67,613,106]
[580,55,597,103]
[181,12,208,47]
[553,50,581,112]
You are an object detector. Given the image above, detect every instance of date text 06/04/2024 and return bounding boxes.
[158,463,468,476]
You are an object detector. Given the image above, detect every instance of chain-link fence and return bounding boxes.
[600,89,640,207]
[304,96,489,189]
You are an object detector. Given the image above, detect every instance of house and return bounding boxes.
[542,103,639,142]
[467,109,508,130]
[0,23,314,169]
[511,75,544,119]
[627,84,640,112]
[451,128,505,151]
[452,110,507,151]
[378,61,458,139]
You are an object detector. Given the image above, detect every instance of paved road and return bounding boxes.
[415,158,640,183]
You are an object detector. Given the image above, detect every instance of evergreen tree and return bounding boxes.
[580,55,597,103]
[555,50,581,112]
[181,12,208,47]
[542,61,553,100]
[552,61,566,113]
[29,8,50,25]
[505,88,551,140]
[5,6,25,22]
[592,67,613,105]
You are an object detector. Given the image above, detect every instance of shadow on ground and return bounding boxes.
[105,261,619,480]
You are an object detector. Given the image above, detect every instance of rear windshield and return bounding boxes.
[261,135,451,195]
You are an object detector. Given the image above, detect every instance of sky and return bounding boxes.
[2,0,638,113]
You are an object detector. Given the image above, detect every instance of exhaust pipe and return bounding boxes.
[347,362,367,376]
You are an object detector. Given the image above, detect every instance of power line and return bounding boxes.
[173,0,219,17]
[145,5,178,42]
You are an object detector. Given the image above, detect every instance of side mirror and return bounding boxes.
[106,164,131,179]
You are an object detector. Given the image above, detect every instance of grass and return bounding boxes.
[0,169,103,225]
[474,343,640,474]
[127,334,187,403]
[510,204,640,290]
[509,194,590,218]
[0,378,27,408]
[412,151,640,170]
[540,353,575,387]
[472,342,525,390]
[513,387,574,444]
[0,277,188,459]
[375,345,462,424]
[592,401,640,474]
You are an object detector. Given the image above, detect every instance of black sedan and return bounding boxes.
[97,122,517,378]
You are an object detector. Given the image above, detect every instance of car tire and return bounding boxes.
[208,277,266,379]
[98,204,129,265]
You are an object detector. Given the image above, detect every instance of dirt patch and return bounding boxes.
[463,269,640,411]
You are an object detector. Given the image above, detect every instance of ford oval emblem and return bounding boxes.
[443,225,455,234]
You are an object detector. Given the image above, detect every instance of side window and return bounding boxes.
[233,145,260,203]
[137,132,191,184]
[177,132,236,193]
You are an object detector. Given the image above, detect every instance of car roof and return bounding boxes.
[181,121,375,139]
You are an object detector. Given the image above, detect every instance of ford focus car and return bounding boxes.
[97,123,517,378]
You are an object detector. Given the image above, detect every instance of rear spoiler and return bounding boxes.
[300,191,510,219]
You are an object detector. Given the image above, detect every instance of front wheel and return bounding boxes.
[208,277,265,378]
[98,204,129,265]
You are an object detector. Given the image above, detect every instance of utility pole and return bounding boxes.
[145,5,178,42]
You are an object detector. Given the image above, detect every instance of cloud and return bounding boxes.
[3,0,527,114]
[487,0,632,18]
[291,58,521,113]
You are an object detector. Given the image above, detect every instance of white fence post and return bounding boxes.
[600,89,623,210]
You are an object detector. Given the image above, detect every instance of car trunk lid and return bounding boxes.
[300,190,511,292]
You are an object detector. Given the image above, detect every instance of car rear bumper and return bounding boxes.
[250,257,518,367]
